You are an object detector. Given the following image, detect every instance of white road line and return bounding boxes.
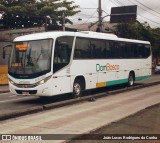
[0,97,36,103]
[0,92,10,95]
[9,95,18,97]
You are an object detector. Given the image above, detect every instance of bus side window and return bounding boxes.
[53,36,74,73]
[74,38,91,59]
[90,39,106,59]
[137,44,144,58]
[144,45,150,58]
[109,41,119,58]
[106,41,112,59]
[119,42,126,58]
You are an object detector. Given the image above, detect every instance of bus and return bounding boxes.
[8,31,151,98]
[0,43,11,85]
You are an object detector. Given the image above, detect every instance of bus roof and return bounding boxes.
[13,31,150,45]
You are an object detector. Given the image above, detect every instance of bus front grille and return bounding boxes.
[15,90,37,94]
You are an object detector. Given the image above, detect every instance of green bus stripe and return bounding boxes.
[96,75,151,87]
[106,79,128,86]
[135,75,151,81]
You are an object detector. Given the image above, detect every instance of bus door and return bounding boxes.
[52,36,73,94]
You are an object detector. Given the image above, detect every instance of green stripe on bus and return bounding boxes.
[135,75,151,81]
[96,75,151,88]
[106,79,128,86]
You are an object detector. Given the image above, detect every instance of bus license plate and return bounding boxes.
[22,92,29,95]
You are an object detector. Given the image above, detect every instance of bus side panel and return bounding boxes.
[51,75,71,95]
[70,60,98,90]
[135,57,152,81]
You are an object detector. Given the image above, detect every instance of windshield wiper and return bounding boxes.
[27,48,34,66]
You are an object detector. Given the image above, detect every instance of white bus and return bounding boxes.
[8,31,151,98]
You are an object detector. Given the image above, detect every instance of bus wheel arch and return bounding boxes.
[128,71,135,86]
[72,76,86,98]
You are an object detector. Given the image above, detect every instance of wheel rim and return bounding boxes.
[129,75,134,86]
[73,83,81,96]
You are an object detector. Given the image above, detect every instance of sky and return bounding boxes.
[0,0,160,28]
[69,0,160,28]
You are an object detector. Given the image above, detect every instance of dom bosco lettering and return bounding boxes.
[96,63,119,72]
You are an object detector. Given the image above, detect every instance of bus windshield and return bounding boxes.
[9,39,53,78]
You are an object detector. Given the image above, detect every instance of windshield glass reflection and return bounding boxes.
[9,39,53,78]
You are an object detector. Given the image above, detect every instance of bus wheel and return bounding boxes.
[128,72,135,86]
[72,79,82,98]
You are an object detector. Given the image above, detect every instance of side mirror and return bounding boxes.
[2,44,12,59]
[3,48,6,59]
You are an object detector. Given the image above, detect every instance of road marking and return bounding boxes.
[0,92,10,95]
[9,95,17,97]
[0,97,36,103]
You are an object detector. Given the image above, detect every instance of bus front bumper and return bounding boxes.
[9,83,53,97]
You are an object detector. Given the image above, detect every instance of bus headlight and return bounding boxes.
[8,78,16,85]
[36,75,52,86]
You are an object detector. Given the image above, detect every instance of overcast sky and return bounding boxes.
[69,0,160,28]
[1,0,159,28]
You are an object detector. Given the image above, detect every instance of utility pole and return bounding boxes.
[62,12,65,31]
[97,0,102,32]
[45,16,47,32]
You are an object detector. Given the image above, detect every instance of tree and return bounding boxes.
[0,0,80,29]
[115,21,153,41]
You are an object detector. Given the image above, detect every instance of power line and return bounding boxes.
[77,10,97,29]
[128,0,160,19]
[126,0,160,25]
[79,7,97,10]
[109,0,158,27]
[110,0,160,27]
[134,0,160,15]
[76,13,98,18]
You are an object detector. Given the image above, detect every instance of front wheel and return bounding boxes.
[128,73,135,86]
[72,79,82,98]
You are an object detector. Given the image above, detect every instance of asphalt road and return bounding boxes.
[0,75,160,116]
[0,83,160,143]
[68,103,160,143]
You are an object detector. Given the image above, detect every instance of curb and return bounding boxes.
[0,81,160,121]
[0,85,10,94]
[0,106,43,121]
[0,90,10,94]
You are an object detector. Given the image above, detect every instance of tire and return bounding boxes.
[72,79,83,98]
[128,73,135,86]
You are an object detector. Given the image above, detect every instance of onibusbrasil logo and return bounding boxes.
[96,63,119,72]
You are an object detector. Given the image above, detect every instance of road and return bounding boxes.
[0,75,160,116]
[0,83,160,143]
[69,103,160,143]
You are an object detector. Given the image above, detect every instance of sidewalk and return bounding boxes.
[0,84,159,143]
[0,85,9,93]
[69,103,160,142]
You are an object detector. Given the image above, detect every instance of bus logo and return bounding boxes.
[96,63,119,72]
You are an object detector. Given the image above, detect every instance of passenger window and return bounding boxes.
[53,36,73,73]
[90,39,106,59]
[74,38,91,59]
